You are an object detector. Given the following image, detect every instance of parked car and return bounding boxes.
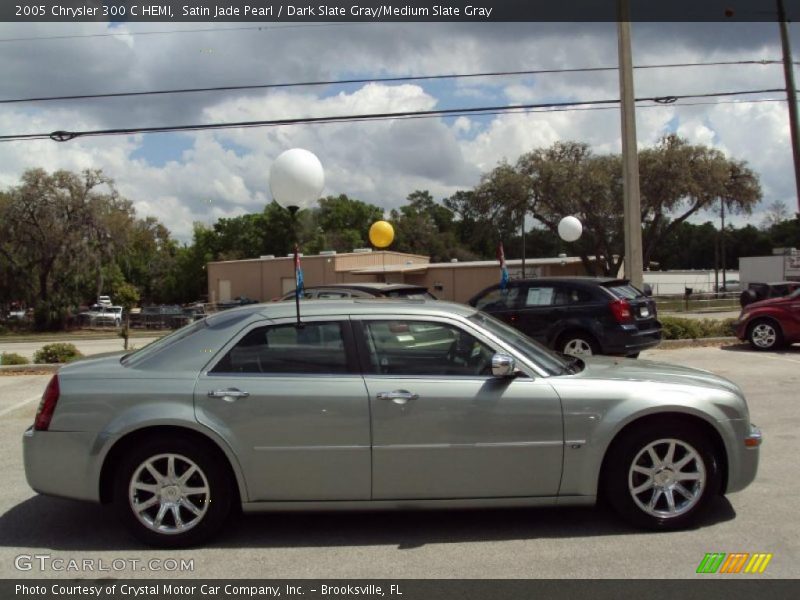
[278,282,436,301]
[217,296,259,310]
[130,305,183,329]
[740,281,800,307]
[79,304,123,327]
[735,287,800,350]
[24,300,760,547]
[468,277,661,357]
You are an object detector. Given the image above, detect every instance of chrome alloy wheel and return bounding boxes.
[628,438,706,519]
[563,338,594,356]
[128,453,210,535]
[750,323,777,348]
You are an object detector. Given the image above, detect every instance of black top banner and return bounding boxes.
[2,0,799,23]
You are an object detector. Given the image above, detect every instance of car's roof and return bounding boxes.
[218,298,475,321]
[511,276,623,284]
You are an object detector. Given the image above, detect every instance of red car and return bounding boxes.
[735,287,800,350]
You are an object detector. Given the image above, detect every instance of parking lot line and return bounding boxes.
[742,352,800,365]
[0,394,40,418]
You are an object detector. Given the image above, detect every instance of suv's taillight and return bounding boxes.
[34,374,59,431]
[609,299,633,324]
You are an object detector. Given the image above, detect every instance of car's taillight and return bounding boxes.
[609,299,633,324]
[34,374,59,431]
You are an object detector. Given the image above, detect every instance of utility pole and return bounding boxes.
[777,0,800,213]
[720,198,727,291]
[520,216,526,278]
[618,0,644,288]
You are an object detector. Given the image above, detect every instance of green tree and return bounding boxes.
[313,194,384,252]
[639,135,761,268]
[0,169,135,329]
[390,191,472,262]
[461,136,762,276]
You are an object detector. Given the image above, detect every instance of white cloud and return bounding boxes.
[0,21,797,243]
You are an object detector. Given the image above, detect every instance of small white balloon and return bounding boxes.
[269,148,325,209]
[558,215,583,242]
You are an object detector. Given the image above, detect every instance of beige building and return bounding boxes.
[207,250,592,305]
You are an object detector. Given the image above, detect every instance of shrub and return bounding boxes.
[33,343,83,364]
[0,352,29,365]
[660,316,737,340]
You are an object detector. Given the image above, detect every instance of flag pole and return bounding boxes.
[293,243,304,328]
[288,205,303,329]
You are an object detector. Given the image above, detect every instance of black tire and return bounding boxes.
[603,421,721,530]
[113,435,234,548]
[747,319,783,351]
[626,352,641,359]
[557,331,599,357]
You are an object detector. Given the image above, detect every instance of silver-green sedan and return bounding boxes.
[23,300,761,547]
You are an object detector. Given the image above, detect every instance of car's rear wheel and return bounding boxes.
[747,319,783,351]
[604,422,721,530]
[558,332,599,357]
[114,435,233,547]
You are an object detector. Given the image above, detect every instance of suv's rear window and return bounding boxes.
[605,283,645,300]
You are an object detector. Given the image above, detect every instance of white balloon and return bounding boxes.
[269,148,325,209]
[558,215,583,242]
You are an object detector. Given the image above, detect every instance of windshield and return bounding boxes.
[468,312,570,376]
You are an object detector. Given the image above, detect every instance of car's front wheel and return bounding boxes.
[113,435,233,547]
[604,422,721,530]
[747,319,783,351]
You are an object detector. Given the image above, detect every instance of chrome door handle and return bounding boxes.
[208,388,250,401]
[376,390,419,405]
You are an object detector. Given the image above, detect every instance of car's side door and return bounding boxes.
[472,284,523,326]
[515,283,561,342]
[355,316,564,500]
[195,318,371,502]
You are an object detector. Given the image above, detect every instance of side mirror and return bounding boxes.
[491,353,516,377]
[643,283,653,297]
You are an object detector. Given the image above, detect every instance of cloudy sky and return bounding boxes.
[1,18,798,241]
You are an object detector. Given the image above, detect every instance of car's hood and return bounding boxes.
[744,295,789,310]
[571,355,742,395]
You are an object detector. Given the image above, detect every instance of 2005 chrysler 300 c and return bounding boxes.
[24,300,761,547]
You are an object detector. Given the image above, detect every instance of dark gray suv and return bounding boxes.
[468,277,661,357]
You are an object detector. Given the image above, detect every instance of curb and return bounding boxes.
[0,364,61,374]
[657,337,741,349]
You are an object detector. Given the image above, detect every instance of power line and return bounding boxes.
[0,88,784,143]
[0,59,787,106]
[0,23,354,43]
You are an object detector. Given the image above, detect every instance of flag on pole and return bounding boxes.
[294,244,304,299]
[496,242,509,293]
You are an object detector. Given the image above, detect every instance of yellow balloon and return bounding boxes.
[369,220,394,248]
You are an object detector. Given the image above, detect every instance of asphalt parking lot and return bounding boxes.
[0,344,796,579]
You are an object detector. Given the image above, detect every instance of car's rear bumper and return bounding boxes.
[601,323,662,355]
[23,427,105,502]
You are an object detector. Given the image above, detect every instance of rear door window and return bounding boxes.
[474,286,520,310]
[524,286,556,306]
[211,321,352,374]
